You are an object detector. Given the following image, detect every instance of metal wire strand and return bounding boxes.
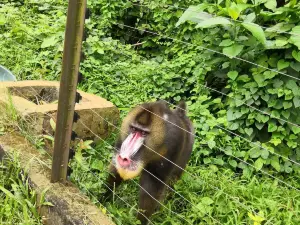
[77,113,272,223]
[78,120,194,225]
[8,88,150,225]
[108,39,300,131]
[131,2,300,37]
[18,86,222,223]
[82,123,222,224]
[113,22,300,82]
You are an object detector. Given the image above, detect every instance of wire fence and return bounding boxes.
[1,1,300,225]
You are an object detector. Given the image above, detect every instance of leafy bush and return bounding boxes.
[75,0,300,175]
[1,0,300,174]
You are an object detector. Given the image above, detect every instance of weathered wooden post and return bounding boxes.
[51,0,87,182]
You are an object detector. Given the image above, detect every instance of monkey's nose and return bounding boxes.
[117,155,131,167]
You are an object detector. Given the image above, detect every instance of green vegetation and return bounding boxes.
[0,154,43,225]
[0,106,42,225]
[0,0,300,224]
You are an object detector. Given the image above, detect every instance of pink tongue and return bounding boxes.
[120,131,144,158]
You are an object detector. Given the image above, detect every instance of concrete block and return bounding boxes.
[0,81,119,153]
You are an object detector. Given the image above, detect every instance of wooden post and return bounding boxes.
[51,0,87,182]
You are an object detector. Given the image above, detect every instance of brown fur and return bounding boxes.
[101,100,194,225]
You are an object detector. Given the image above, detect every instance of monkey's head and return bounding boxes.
[114,100,176,180]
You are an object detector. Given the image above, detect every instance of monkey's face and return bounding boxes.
[114,102,167,180]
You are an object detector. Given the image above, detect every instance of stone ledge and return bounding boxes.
[0,81,120,154]
[0,133,115,225]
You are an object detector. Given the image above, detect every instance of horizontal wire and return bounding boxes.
[8,78,285,222]
[161,100,300,191]
[131,2,300,37]
[7,7,300,131]
[82,106,271,222]
[78,120,194,225]
[87,166,155,225]
[79,116,222,224]
[17,86,221,223]
[103,45,300,167]
[114,22,300,82]
[140,104,300,174]
[10,87,147,225]
[89,100,300,206]
[74,177,123,225]
[109,41,300,130]
[23,87,155,225]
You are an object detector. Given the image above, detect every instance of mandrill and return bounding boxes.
[102,100,194,224]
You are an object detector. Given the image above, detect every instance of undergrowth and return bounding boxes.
[0,153,42,225]
[0,0,300,224]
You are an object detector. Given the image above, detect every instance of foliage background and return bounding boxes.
[0,0,300,224]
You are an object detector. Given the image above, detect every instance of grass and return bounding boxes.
[0,1,300,225]
[69,137,300,225]
[0,91,43,225]
[0,154,43,225]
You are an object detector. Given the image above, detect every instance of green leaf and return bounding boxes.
[203,158,211,164]
[228,3,241,20]
[229,159,237,168]
[268,122,277,132]
[0,15,7,25]
[176,5,211,27]
[253,73,265,86]
[283,102,292,109]
[195,17,232,28]
[282,110,290,119]
[254,158,264,171]
[207,140,216,149]
[263,71,277,79]
[41,36,58,48]
[227,71,238,80]
[293,97,300,108]
[223,44,244,58]
[275,38,288,47]
[201,197,214,205]
[291,62,300,72]
[248,147,261,158]
[286,80,298,93]
[261,94,269,102]
[227,109,235,121]
[255,122,264,130]
[277,59,289,70]
[270,157,281,172]
[219,39,234,47]
[242,22,266,45]
[270,138,281,146]
[290,125,300,134]
[265,23,294,33]
[244,128,253,136]
[264,0,276,10]
[261,150,269,159]
[237,75,250,82]
[50,118,56,131]
[292,50,300,62]
[289,26,300,49]
[228,122,239,130]
[244,13,255,22]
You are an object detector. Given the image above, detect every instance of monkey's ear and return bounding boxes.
[175,101,187,117]
[156,99,168,107]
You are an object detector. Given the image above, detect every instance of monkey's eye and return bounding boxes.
[131,127,136,132]
[141,131,147,136]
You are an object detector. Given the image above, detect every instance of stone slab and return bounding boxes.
[0,81,120,153]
